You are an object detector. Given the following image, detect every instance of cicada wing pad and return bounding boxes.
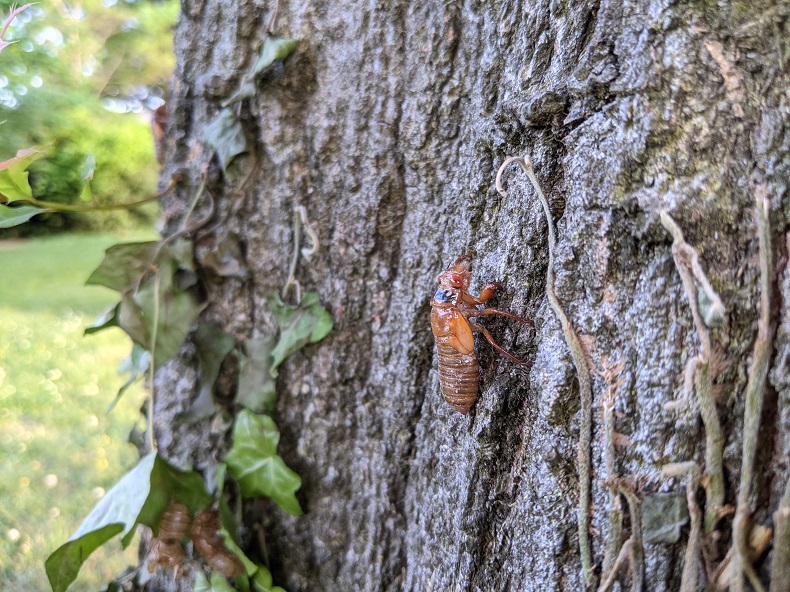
[448,309,475,354]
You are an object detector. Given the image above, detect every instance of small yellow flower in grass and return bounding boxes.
[19,476,30,488]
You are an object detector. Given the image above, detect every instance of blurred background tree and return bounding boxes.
[0,0,179,235]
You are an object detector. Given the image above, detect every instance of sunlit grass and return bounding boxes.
[0,232,156,591]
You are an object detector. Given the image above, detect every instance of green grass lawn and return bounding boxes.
[0,233,156,591]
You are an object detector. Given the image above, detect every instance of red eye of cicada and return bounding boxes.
[449,273,463,288]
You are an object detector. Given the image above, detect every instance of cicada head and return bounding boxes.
[436,253,472,294]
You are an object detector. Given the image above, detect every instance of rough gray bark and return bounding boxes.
[150,1,789,590]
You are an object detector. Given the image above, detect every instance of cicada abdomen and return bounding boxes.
[431,302,479,414]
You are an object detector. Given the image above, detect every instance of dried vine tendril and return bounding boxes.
[496,155,595,588]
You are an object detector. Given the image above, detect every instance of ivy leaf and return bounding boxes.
[85,305,120,335]
[183,321,236,422]
[642,493,689,544]
[235,336,277,413]
[106,343,150,414]
[0,204,48,228]
[222,80,257,106]
[200,233,249,279]
[86,242,160,293]
[79,153,96,202]
[45,453,211,592]
[250,565,276,592]
[225,410,302,516]
[251,37,300,77]
[266,292,333,376]
[193,321,236,389]
[0,147,44,202]
[204,108,248,172]
[193,571,237,592]
[223,37,300,105]
[119,257,204,367]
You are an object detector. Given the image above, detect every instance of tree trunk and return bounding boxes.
[150,1,790,590]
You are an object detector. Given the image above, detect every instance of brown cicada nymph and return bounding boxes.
[430,254,531,414]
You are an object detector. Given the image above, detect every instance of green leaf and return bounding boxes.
[0,147,44,202]
[642,492,689,544]
[223,37,300,106]
[0,204,48,228]
[168,238,196,272]
[119,258,204,367]
[47,524,126,592]
[251,37,300,76]
[225,410,302,516]
[183,321,236,422]
[46,453,210,592]
[200,233,249,279]
[234,574,252,592]
[193,572,211,592]
[85,305,120,335]
[86,241,160,293]
[222,80,257,106]
[193,572,237,592]
[204,109,248,172]
[106,343,150,414]
[211,573,237,592]
[235,336,277,412]
[79,153,96,201]
[250,566,274,592]
[220,526,257,577]
[266,292,333,376]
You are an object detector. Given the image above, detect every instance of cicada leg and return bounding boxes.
[469,321,531,367]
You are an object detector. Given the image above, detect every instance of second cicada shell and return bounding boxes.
[191,508,245,577]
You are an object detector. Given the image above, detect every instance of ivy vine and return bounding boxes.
[3,4,318,590]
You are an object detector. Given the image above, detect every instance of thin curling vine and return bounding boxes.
[731,186,775,592]
[659,211,726,535]
[496,155,595,588]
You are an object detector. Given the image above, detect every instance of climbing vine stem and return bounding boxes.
[659,211,725,535]
[283,205,319,304]
[496,155,595,588]
[731,187,774,592]
[147,270,161,452]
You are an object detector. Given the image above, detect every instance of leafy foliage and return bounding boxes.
[235,336,277,413]
[204,108,248,172]
[0,203,47,227]
[225,410,303,516]
[223,36,300,105]
[267,292,333,375]
[107,343,150,414]
[183,321,237,421]
[87,240,203,366]
[0,0,178,235]
[46,452,211,592]
[193,571,237,592]
[0,147,44,202]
